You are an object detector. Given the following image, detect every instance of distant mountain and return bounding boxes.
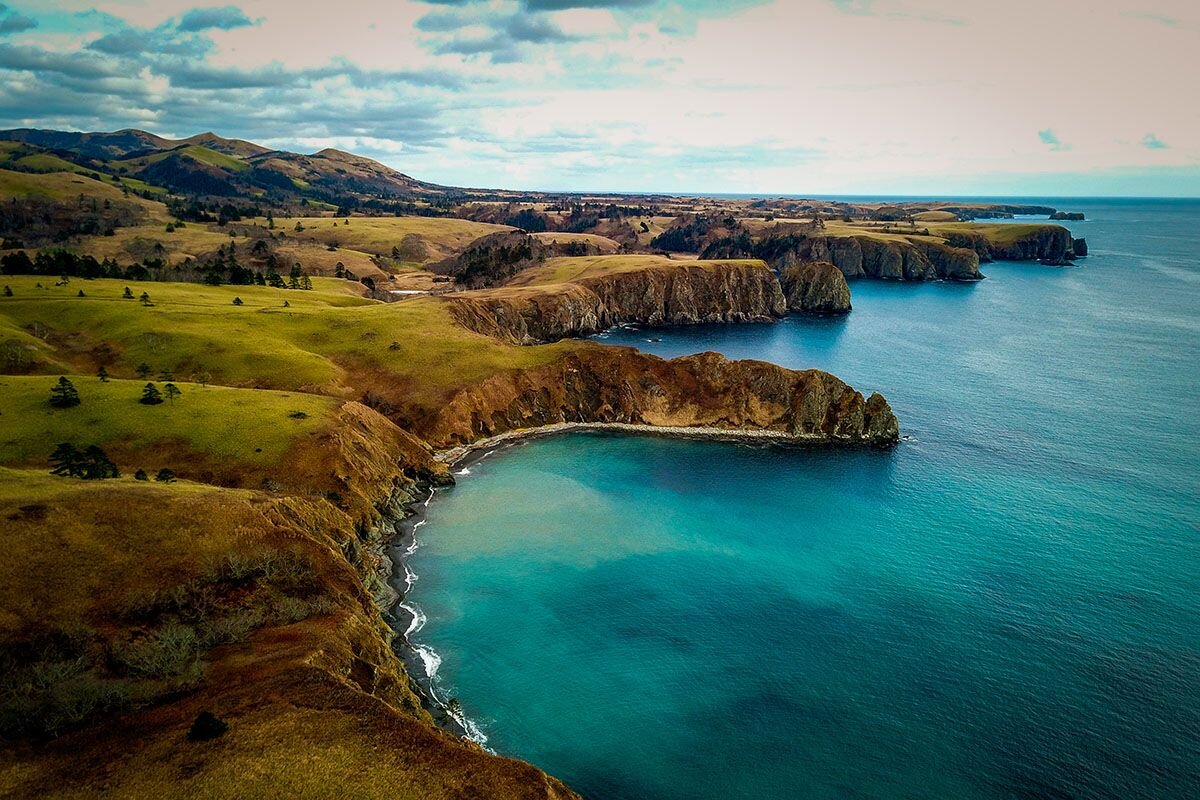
[0,127,457,203]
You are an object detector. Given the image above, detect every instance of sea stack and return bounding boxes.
[779,261,852,314]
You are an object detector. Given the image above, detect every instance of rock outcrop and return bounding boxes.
[706,232,983,281]
[942,225,1084,265]
[417,348,900,448]
[787,235,982,281]
[447,260,786,344]
[1050,211,1085,221]
[779,261,851,314]
[1073,238,1089,257]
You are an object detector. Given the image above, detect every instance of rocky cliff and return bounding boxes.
[942,225,1084,265]
[416,348,899,448]
[447,260,786,344]
[779,261,851,314]
[706,232,983,281]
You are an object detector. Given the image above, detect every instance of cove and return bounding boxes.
[404,200,1200,800]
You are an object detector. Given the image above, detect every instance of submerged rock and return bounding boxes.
[779,261,851,314]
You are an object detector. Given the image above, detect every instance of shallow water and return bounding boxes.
[407,199,1200,799]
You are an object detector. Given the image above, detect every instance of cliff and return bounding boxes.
[0,405,580,800]
[779,261,851,314]
[447,260,786,344]
[417,348,899,448]
[941,224,1084,265]
[706,232,984,281]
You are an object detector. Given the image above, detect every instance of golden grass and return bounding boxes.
[272,216,512,262]
[507,254,764,288]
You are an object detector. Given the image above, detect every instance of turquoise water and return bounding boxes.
[406,200,1200,799]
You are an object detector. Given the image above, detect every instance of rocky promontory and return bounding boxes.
[417,348,899,448]
[941,224,1085,265]
[779,261,852,314]
[447,259,786,343]
[704,232,984,281]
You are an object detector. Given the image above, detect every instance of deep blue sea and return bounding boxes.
[405,199,1200,799]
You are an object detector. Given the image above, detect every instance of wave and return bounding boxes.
[387,481,491,749]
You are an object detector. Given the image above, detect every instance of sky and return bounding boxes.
[0,0,1197,196]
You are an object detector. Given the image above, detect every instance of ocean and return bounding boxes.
[403,199,1200,799]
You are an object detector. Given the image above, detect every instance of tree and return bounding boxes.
[164,383,181,403]
[97,366,109,382]
[139,291,152,306]
[232,296,244,306]
[3,286,12,297]
[267,210,275,229]
[122,286,134,299]
[156,468,177,483]
[82,445,119,479]
[158,369,174,381]
[49,443,118,479]
[282,299,290,308]
[334,262,345,279]
[77,289,86,298]
[300,274,312,290]
[49,443,81,477]
[139,383,163,405]
[136,362,152,380]
[49,377,80,408]
[134,468,149,481]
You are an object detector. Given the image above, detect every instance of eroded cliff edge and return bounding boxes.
[415,348,898,449]
[446,259,786,344]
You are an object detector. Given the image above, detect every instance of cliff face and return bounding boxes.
[0,409,579,800]
[417,348,899,448]
[943,225,1083,265]
[447,261,786,344]
[779,261,851,314]
[757,235,983,281]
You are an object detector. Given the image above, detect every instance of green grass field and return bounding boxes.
[0,168,136,202]
[0,275,572,411]
[0,376,338,471]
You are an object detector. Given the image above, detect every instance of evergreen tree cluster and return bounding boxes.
[49,443,119,480]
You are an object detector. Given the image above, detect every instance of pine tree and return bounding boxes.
[97,366,109,382]
[49,377,80,408]
[81,446,119,479]
[233,296,244,306]
[136,363,152,380]
[139,291,152,306]
[158,370,174,382]
[164,383,181,403]
[134,468,149,481]
[155,468,177,483]
[122,286,134,299]
[77,289,86,297]
[300,274,312,290]
[4,285,13,297]
[139,383,163,405]
[49,442,81,477]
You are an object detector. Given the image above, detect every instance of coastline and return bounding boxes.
[378,420,891,750]
[435,421,845,468]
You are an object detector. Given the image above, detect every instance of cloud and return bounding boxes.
[523,0,654,9]
[1140,132,1168,149]
[0,12,36,35]
[1038,129,1069,151]
[177,6,256,33]
[830,0,876,13]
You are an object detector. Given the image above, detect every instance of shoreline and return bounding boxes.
[380,421,895,748]
[435,421,850,468]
